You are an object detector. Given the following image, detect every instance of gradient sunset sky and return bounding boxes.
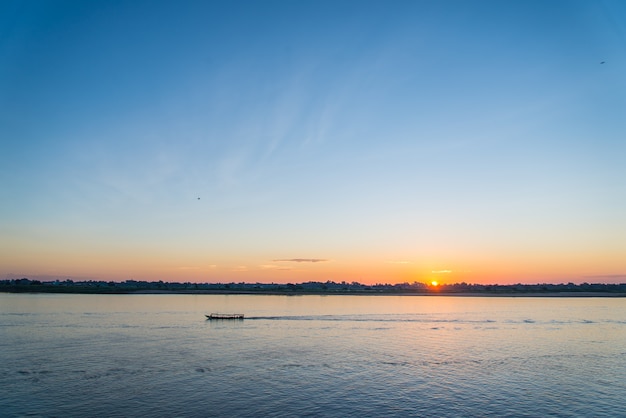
[2,0,625,285]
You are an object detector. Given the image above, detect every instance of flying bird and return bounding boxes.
[600,61,605,64]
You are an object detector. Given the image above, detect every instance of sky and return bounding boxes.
[1,0,625,285]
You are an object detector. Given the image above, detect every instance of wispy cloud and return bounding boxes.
[179,265,217,270]
[583,274,626,281]
[432,270,452,274]
[387,261,411,264]
[273,258,328,263]
[260,264,292,271]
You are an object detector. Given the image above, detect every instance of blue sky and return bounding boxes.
[1,0,625,284]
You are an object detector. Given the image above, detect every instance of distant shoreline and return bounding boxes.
[3,278,626,297]
[2,287,625,297]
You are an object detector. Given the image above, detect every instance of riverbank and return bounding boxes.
[2,284,625,297]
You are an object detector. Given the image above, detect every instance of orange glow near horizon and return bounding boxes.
[2,246,626,285]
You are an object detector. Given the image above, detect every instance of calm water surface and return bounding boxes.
[1,293,625,417]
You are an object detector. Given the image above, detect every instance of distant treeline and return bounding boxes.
[2,278,626,295]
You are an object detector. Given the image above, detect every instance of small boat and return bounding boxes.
[205,313,244,320]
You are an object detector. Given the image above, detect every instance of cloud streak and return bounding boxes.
[260,265,292,271]
[583,274,626,281]
[273,258,328,263]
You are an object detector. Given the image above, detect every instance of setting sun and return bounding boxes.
[430,281,439,287]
